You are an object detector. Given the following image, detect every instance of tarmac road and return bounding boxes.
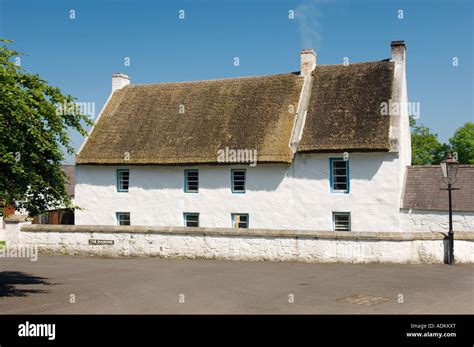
[0,255,472,314]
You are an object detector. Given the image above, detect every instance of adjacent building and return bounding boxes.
[32,165,76,225]
[401,165,474,232]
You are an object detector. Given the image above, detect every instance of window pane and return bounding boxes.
[234,185,244,192]
[187,181,198,191]
[185,214,199,227]
[232,170,246,192]
[331,159,348,192]
[334,213,350,231]
[333,178,346,184]
[185,170,199,192]
[117,213,130,226]
[233,214,248,228]
[234,182,245,190]
[118,170,130,191]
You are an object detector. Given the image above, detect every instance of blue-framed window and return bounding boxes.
[116,212,131,226]
[184,213,199,227]
[333,212,351,231]
[117,169,130,192]
[231,213,249,229]
[329,158,349,193]
[184,169,199,193]
[231,169,246,193]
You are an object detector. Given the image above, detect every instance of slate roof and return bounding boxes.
[402,165,474,212]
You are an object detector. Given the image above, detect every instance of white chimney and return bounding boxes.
[390,40,406,64]
[112,73,130,93]
[300,49,317,77]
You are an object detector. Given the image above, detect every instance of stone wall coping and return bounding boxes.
[4,214,29,222]
[20,224,474,241]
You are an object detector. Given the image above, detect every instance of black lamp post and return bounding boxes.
[440,152,459,265]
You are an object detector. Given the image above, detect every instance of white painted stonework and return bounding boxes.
[74,42,419,234]
[401,210,474,232]
[75,152,404,231]
[17,225,474,264]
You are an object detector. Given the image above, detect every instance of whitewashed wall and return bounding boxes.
[18,225,474,264]
[401,210,474,232]
[75,152,403,231]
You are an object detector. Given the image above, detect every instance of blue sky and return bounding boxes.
[1,0,472,164]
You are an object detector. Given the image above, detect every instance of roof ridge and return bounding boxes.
[314,59,391,68]
[124,61,390,87]
[124,72,301,87]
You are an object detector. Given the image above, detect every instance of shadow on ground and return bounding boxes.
[0,271,54,297]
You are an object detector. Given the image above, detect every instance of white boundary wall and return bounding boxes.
[401,210,474,232]
[14,224,474,264]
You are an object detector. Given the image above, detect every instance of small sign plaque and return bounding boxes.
[89,239,114,245]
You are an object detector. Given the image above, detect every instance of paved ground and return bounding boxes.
[0,255,472,313]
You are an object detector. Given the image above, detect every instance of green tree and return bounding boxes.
[410,116,443,165]
[449,122,474,164]
[0,39,93,216]
[434,142,452,165]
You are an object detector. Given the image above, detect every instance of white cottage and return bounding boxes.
[75,41,412,232]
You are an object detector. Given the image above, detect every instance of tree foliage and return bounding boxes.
[410,117,474,165]
[0,39,93,216]
[449,122,474,164]
[410,117,443,165]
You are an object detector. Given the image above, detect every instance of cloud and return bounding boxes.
[295,0,325,49]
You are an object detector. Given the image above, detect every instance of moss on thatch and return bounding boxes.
[77,73,303,165]
[77,60,396,165]
[298,61,395,152]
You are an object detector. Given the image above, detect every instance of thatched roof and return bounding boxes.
[77,73,303,165]
[402,165,474,212]
[77,60,396,165]
[298,61,395,152]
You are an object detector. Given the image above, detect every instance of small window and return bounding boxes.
[184,170,199,193]
[117,169,130,192]
[330,158,349,193]
[333,212,351,231]
[184,213,199,227]
[232,169,246,193]
[232,213,249,229]
[116,212,131,226]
